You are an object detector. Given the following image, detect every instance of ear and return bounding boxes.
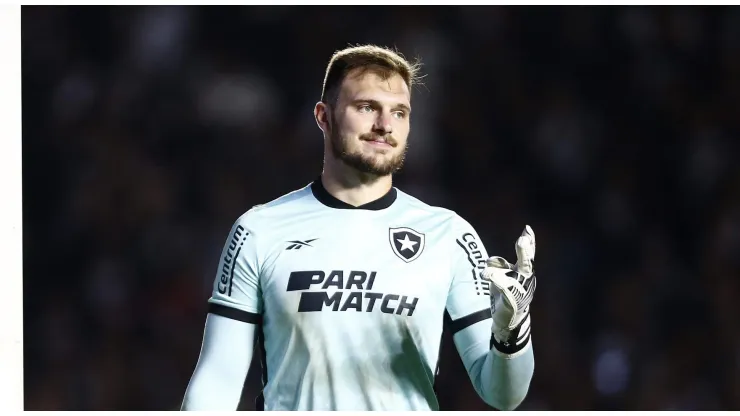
[314,101,330,133]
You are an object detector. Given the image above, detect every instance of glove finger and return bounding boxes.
[481,264,514,292]
[515,225,536,276]
[485,256,514,270]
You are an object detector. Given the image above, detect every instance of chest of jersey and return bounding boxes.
[258,212,453,328]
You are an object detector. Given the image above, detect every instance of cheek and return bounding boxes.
[394,121,411,140]
[342,113,374,133]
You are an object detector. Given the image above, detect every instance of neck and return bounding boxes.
[321,158,393,207]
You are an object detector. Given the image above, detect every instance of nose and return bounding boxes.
[372,112,393,135]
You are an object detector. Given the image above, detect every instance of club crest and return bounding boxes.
[389,227,425,263]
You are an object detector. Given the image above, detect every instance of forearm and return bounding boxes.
[475,341,534,410]
[181,313,255,411]
[181,362,246,410]
[455,320,534,411]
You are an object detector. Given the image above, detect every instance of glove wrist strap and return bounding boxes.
[491,313,531,355]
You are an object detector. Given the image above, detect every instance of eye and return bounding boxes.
[392,111,407,119]
[358,105,373,113]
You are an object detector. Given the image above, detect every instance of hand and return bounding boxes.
[481,225,536,350]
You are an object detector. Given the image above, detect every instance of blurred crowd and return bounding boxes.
[22,5,740,410]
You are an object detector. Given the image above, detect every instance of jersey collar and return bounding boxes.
[311,177,397,211]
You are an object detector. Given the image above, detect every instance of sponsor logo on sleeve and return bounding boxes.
[217,225,249,296]
[456,232,491,296]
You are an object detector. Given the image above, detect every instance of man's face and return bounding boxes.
[327,69,412,176]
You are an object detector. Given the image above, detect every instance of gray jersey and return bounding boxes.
[205,179,531,411]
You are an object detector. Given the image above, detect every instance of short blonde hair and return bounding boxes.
[320,44,422,105]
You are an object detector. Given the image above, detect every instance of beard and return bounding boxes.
[328,117,408,177]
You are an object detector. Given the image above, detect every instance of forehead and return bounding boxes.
[338,69,411,105]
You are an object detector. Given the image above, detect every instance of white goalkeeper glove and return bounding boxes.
[481,225,536,354]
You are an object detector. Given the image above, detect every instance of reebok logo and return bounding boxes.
[286,239,317,250]
[286,270,419,316]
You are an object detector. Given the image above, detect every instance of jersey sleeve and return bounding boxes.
[446,215,492,322]
[207,213,263,324]
[181,314,256,410]
[445,215,493,369]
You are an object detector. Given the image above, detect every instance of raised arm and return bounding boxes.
[445,217,534,410]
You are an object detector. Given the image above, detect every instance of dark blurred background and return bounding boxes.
[22,5,740,411]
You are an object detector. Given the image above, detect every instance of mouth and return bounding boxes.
[362,137,394,148]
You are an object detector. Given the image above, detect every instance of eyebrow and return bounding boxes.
[352,99,411,114]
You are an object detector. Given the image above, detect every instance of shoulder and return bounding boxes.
[394,188,475,231]
[232,183,315,231]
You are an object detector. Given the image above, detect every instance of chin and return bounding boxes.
[365,155,394,167]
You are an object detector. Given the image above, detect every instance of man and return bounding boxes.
[181,44,536,411]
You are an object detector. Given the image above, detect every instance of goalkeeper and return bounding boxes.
[181,44,535,411]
